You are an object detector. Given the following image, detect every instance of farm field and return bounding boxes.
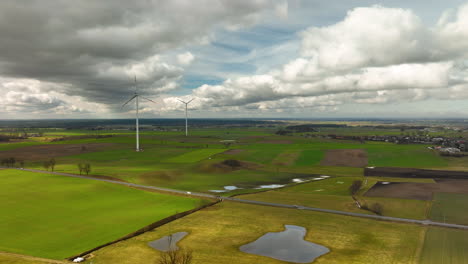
[240,177,432,220]
[0,128,462,195]
[364,179,468,201]
[419,227,468,264]
[1,123,468,263]
[0,169,205,259]
[430,192,468,225]
[85,202,424,264]
[165,148,226,163]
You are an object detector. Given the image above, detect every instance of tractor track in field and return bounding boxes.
[0,251,69,264]
[5,167,468,230]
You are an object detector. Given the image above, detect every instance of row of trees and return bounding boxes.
[348,180,384,216]
[78,163,92,175]
[1,156,93,176]
[1,157,25,168]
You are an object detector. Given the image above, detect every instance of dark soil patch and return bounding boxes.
[365,167,468,179]
[222,149,245,155]
[364,179,468,200]
[0,143,114,161]
[321,149,368,167]
[199,159,261,173]
[213,159,260,172]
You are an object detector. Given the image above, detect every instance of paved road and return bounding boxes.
[7,168,468,230]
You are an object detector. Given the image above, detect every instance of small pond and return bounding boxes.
[255,184,285,189]
[240,225,329,263]
[148,232,188,252]
[224,185,240,190]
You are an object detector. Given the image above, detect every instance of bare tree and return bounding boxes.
[78,163,83,175]
[158,249,193,264]
[84,163,91,175]
[348,180,363,196]
[370,203,383,215]
[43,161,50,171]
[49,158,56,172]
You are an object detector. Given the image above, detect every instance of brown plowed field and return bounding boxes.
[0,143,114,161]
[364,179,468,200]
[364,167,468,179]
[321,149,368,167]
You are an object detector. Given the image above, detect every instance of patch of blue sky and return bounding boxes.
[180,75,224,91]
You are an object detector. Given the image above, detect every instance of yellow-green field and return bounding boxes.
[85,202,424,264]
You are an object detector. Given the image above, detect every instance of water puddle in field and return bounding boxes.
[240,225,329,263]
[148,232,188,252]
[255,184,285,189]
[209,185,241,192]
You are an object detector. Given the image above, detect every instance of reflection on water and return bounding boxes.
[240,225,329,263]
[148,232,188,252]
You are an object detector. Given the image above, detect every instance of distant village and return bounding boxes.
[279,124,468,157]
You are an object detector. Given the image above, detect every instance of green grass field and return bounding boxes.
[0,169,205,259]
[86,202,423,264]
[165,148,226,163]
[419,227,468,264]
[295,149,324,166]
[430,193,468,225]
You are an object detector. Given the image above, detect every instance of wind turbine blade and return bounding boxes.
[177,99,186,104]
[122,95,137,108]
[187,98,194,104]
[141,96,157,104]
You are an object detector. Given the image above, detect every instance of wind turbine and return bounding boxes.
[178,98,194,136]
[122,76,157,151]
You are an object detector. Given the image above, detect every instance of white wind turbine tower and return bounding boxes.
[122,76,157,151]
[178,98,194,136]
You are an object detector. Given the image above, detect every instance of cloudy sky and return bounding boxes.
[2,0,468,119]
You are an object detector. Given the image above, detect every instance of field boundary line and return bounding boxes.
[414,227,428,264]
[67,201,219,261]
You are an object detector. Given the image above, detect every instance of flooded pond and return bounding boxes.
[148,232,188,252]
[240,225,329,263]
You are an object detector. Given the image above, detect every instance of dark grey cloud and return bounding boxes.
[0,0,276,111]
